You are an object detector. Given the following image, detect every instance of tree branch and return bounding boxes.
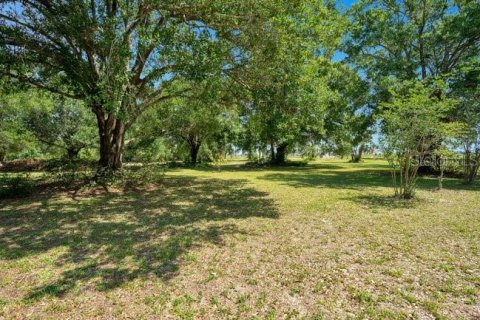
[2,71,84,99]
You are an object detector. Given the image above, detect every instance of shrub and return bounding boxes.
[91,163,166,190]
[124,164,166,187]
[45,159,94,186]
[379,80,457,199]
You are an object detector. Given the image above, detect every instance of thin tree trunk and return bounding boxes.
[438,165,444,190]
[419,0,427,80]
[270,142,275,163]
[190,142,201,166]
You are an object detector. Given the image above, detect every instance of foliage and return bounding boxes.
[24,98,97,159]
[299,144,319,161]
[126,77,241,165]
[346,0,480,82]
[346,0,480,167]
[0,2,480,317]
[237,1,346,164]
[0,90,42,161]
[0,0,278,169]
[379,80,458,198]
[159,80,241,165]
[124,137,174,163]
[451,59,480,184]
[0,0,478,181]
[320,62,374,160]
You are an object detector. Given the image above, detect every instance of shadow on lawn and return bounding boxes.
[0,177,278,300]
[260,170,479,192]
[168,161,366,173]
[350,194,421,210]
[260,170,389,190]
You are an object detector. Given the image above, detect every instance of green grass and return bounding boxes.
[0,158,479,319]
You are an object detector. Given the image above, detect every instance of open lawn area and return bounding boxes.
[0,159,479,319]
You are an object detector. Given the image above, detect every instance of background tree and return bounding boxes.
[346,0,480,173]
[25,98,97,160]
[346,0,480,82]
[158,81,240,166]
[0,89,46,162]
[451,59,480,184]
[320,62,373,161]
[236,1,346,164]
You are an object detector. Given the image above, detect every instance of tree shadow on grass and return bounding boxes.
[349,194,421,210]
[415,176,480,191]
[259,170,479,192]
[0,177,278,300]
[168,162,351,173]
[260,170,390,191]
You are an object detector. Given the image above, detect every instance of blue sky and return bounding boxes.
[337,0,357,10]
[332,0,357,62]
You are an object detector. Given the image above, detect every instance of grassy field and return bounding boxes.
[0,159,479,319]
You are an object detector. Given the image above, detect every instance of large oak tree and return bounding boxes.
[0,0,267,170]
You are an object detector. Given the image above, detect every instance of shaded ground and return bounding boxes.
[0,159,479,319]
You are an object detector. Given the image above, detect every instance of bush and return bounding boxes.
[300,145,318,161]
[379,80,457,199]
[91,163,166,190]
[0,173,34,198]
[124,164,166,187]
[46,160,93,186]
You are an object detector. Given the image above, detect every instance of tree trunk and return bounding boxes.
[351,145,364,163]
[270,142,275,163]
[465,168,478,184]
[438,165,444,190]
[66,147,81,160]
[417,137,441,175]
[187,134,201,166]
[464,151,480,184]
[275,143,288,165]
[95,108,126,171]
[190,142,201,166]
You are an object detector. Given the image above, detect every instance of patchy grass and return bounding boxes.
[0,158,479,319]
